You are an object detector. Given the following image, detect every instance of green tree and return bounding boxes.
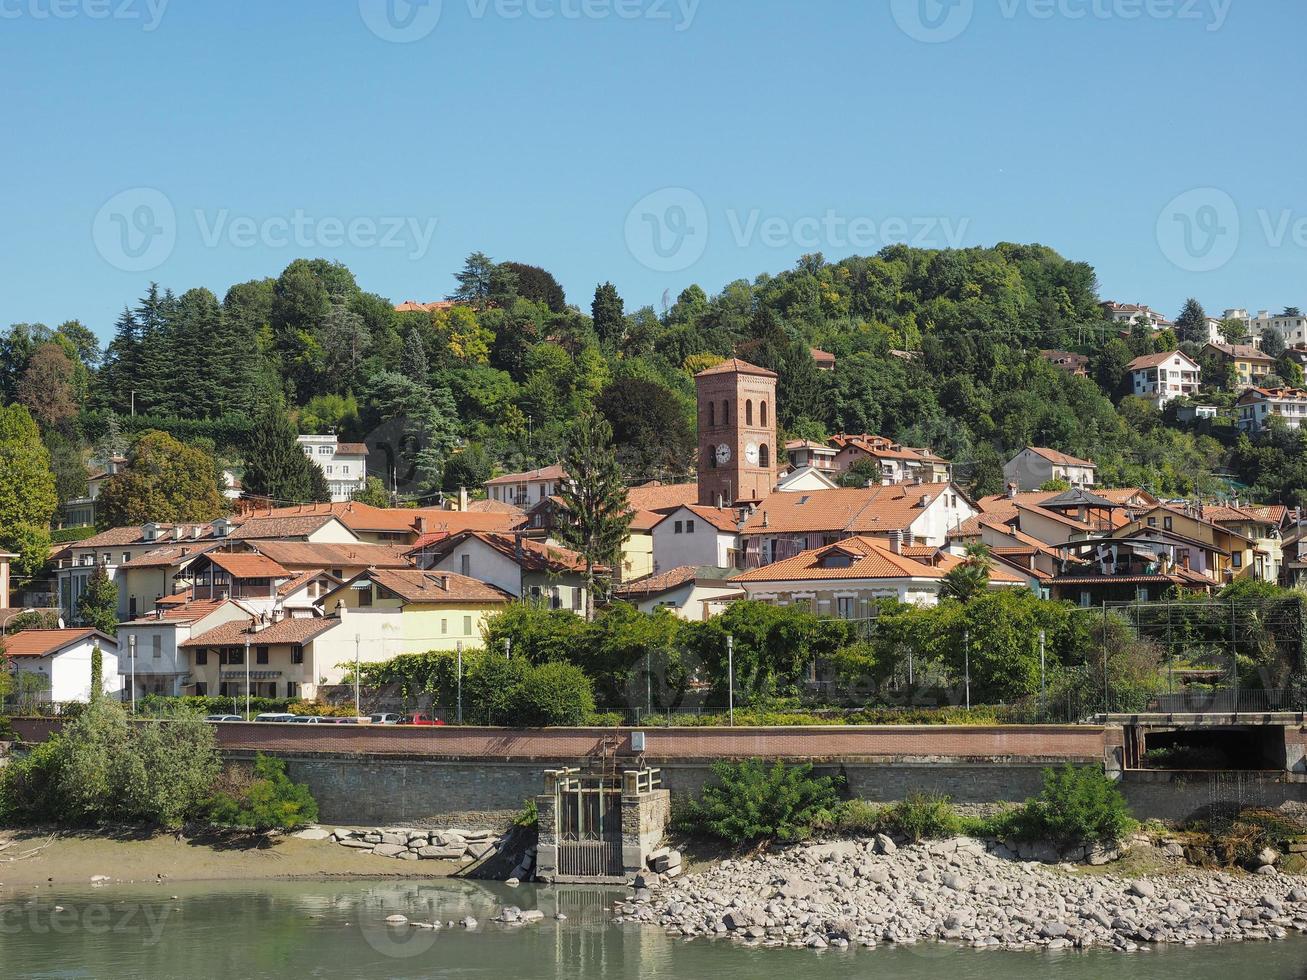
[89,644,104,702]
[681,760,839,845]
[591,282,627,348]
[206,754,319,831]
[241,406,321,503]
[401,323,430,383]
[95,431,225,528]
[16,342,78,429]
[500,262,566,313]
[940,543,994,602]
[0,404,58,576]
[450,251,500,309]
[76,567,119,635]
[1261,327,1287,359]
[351,475,391,507]
[1175,298,1208,345]
[554,410,635,617]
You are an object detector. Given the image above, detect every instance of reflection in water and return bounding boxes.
[0,879,1305,979]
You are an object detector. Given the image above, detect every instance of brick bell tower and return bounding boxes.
[694,358,779,506]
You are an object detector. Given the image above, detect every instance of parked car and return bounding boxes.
[369,713,403,725]
[287,715,327,724]
[400,712,445,727]
[205,714,243,723]
[253,712,298,723]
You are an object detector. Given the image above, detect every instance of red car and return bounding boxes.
[400,712,446,726]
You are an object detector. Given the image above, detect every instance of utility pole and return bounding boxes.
[1039,628,1046,719]
[244,635,251,720]
[726,634,735,727]
[456,640,463,724]
[129,634,136,714]
[963,627,970,711]
[354,634,361,719]
[1101,601,1109,716]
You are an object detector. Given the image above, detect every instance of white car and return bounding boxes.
[253,712,298,723]
[369,713,403,725]
[205,714,243,723]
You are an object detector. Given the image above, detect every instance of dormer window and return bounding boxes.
[818,553,854,569]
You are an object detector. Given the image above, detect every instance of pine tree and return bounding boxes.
[1175,298,1208,345]
[133,284,179,416]
[401,324,430,383]
[307,460,332,503]
[99,307,142,416]
[592,282,627,348]
[449,252,499,309]
[554,409,634,619]
[242,406,316,503]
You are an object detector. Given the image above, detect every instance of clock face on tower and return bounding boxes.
[715,444,732,465]
[744,442,759,465]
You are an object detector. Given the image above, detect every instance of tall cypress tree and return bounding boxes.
[591,282,627,348]
[555,409,634,618]
[401,324,430,384]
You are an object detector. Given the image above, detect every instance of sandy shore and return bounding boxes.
[0,828,463,888]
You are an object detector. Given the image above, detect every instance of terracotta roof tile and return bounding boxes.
[206,552,291,579]
[693,357,777,379]
[361,568,512,604]
[741,484,956,536]
[181,616,339,649]
[249,541,414,570]
[626,482,700,513]
[614,565,740,599]
[484,464,567,486]
[1024,446,1095,467]
[734,537,946,583]
[2,628,112,658]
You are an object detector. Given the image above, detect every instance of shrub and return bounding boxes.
[0,699,221,827]
[513,799,539,829]
[515,661,595,727]
[206,754,319,832]
[819,798,881,835]
[680,760,840,845]
[1017,764,1133,844]
[879,792,962,842]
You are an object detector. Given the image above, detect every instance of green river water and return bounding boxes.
[1,879,1305,979]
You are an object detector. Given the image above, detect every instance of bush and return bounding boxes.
[0,699,221,827]
[1016,765,1133,844]
[513,799,538,829]
[878,792,962,842]
[680,759,840,845]
[818,798,881,835]
[515,661,595,727]
[206,754,319,832]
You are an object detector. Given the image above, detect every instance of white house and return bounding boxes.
[1102,301,1174,331]
[116,598,253,699]
[1233,309,1307,349]
[651,505,742,572]
[1003,447,1097,492]
[296,435,369,502]
[3,628,121,703]
[1237,387,1307,433]
[1126,351,1201,406]
[612,566,744,621]
[0,549,13,610]
[483,465,567,508]
[417,531,593,615]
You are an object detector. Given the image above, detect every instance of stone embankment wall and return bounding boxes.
[10,719,1306,826]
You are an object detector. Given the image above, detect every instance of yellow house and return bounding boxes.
[620,512,659,583]
[1113,505,1255,583]
[319,568,515,664]
[1202,342,1279,387]
[1204,504,1287,583]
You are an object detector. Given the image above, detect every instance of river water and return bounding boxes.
[2,879,1305,979]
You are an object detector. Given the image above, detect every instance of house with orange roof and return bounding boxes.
[413,531,597,615]
[317,568,514,661]
[827,434,951,484]
[1203,503,1287,582]
[612,566,744,621]
[483,464,568,509]
[180,613,343,700]
[117,597,254,699]
[732,536,1025,616]
[3,628,121,703]
[1126,350,1201,406]
[651,504,745,572]
[1002,446,1097,492]
[1237,386,1307,434]
[738,482,977,568]
[295,435,369,502]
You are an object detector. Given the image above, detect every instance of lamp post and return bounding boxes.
[963,627,970,712]
[1,607,35,637]
[244,635,251,720]
[354,634,361,719]
[726,634,734,727]
[128,634,136,714]
[456,641,463,725]
[504,637,511,661]
[1039,629,1047,720]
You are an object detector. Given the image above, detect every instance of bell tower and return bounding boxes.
[694,358,778,506]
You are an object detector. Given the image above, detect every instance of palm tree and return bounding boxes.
[941,543,994,603]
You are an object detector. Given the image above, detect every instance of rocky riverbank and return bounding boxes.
[615,835,1307,951]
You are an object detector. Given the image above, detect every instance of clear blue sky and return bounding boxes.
[2,0,1304,342]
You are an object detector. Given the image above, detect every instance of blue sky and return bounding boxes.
[2,0,1304,342]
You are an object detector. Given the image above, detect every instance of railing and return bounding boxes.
[1144,688,1299,714]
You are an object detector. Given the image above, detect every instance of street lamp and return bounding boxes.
[726,634,735,727]
[129,634,137,714]
[244,635,251,720]
[456,641,463,724]
[354,634,361,719]
[0,607,35,637]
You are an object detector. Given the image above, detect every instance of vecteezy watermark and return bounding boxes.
[193,210,439,260]
[1156,187,1240,273]
[357,0,444,43]
[0,0,169,31]
[0,902,171,944]
[892,0,1231,43]
[359,0,698,42]
[624,187,710,273]
[624,187,971,273]
[93,187,178,274]
[92,188,440,272]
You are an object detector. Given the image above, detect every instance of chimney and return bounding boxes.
[440,573,449,590]
[459,485,469,511]
[415,516,428,535]
[889,530,903,555]
[1006,483,1018,500]
[172,526,184,541]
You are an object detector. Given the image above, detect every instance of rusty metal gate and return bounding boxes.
[556,773,622,878]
